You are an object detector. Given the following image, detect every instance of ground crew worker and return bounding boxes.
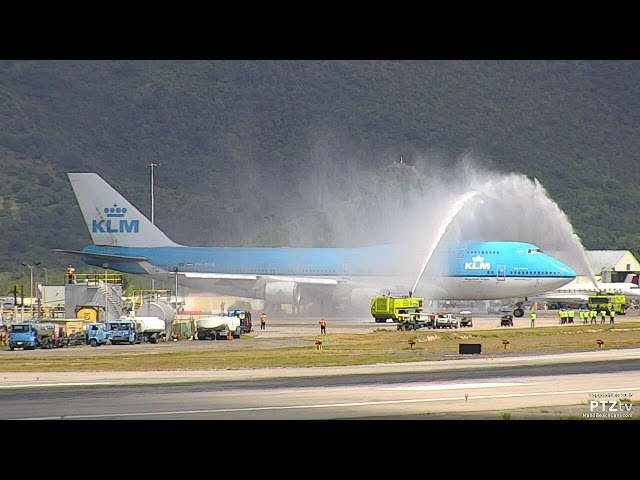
[590,309,597,324]
[600,309,606,324]
[319,318,326,334]
[260,312,267,330]
[568,308,575,324]
[560,309,567,324]
[579,310,586,324]
[66,264,76,284]
[609,309,615,324]
[530,311,537,328]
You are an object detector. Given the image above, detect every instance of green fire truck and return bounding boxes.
[587,294,627,315]
[370,295,423,323]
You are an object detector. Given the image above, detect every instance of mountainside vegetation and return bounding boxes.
[0,60,638,294]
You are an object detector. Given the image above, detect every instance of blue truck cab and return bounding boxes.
[107,319,141,345]
[8,322,58,350]
[8,322,39,350]
[86,322,110,347]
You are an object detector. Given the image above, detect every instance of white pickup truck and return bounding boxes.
[435,313,459,329]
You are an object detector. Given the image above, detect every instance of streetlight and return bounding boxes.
[42,267,48,312]
[172,267,179,310]
[147,162,159,290]
[21,261,41,320]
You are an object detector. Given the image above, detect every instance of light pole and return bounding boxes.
[42,267,48,312]
[147,162,159,290]
[172,267,179,311]
[21,261,40,320]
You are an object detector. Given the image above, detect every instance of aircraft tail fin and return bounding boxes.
[68,172,179,247]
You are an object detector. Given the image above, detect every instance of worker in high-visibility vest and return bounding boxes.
[319,318,327,334]
[530,311,537,328]
[66,264,76,284]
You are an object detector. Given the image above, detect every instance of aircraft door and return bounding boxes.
[497,265,506,282]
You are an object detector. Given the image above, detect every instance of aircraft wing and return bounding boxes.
[263,275,341,285]
[180,272,341,286]
[181,272,259,280]
[529,291,589,303]
[51,249,149,263]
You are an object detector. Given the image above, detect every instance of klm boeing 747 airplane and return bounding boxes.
[54,173,576,315]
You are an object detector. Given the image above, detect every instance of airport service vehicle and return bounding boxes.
[227,309,252,334]
[587,294,627,315]
[107,319,142,345]
[196,315,242,340]
[397,312,437,330]
[435,313,459,329]
[500,314,514,327]
[131,316,166,343]
[371,295,423,323]
[7,322,81,350]
[459,311,473,327]
[107,317,166,344]
[86,322,110,347]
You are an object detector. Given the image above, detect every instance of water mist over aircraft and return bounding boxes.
[54,166,576,316]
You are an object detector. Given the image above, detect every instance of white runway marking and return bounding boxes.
[0,382,115,389]
[385,382,529,391]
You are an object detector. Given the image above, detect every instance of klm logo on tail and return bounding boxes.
[92,204,139,234]
[465,255,491,270]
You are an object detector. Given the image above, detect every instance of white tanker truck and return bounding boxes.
[132,316,166,343]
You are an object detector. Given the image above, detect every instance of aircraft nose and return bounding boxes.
[549,256,576,279]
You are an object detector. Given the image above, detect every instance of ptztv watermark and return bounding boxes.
[583,392,634,418]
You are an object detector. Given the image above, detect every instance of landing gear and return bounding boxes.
[513,308,524,317]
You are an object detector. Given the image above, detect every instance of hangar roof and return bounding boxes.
[586,250,640,273]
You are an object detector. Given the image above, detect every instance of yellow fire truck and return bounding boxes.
[587,294,627,315]
[370,295,423,323]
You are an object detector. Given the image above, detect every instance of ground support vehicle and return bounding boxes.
[7,322,82,350]
[587,294,627,315]
[459,311,473,327]
[86,322,110,347]
[371,295,423,323]
[195,315,242,340]
[435,313,459,329]
[500,314,514,327]
[132,317,166,343]
[227,309,252,333]
[107,319,143,345]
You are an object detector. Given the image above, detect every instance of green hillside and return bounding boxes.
[0,60,638,293]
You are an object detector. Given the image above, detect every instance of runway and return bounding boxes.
[1,310,638,419]
[2,348,638,420]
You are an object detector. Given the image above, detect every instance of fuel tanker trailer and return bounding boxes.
[131,316,166,343]
[135,299,175,339]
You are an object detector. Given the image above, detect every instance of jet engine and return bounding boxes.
[264,282,302,304]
